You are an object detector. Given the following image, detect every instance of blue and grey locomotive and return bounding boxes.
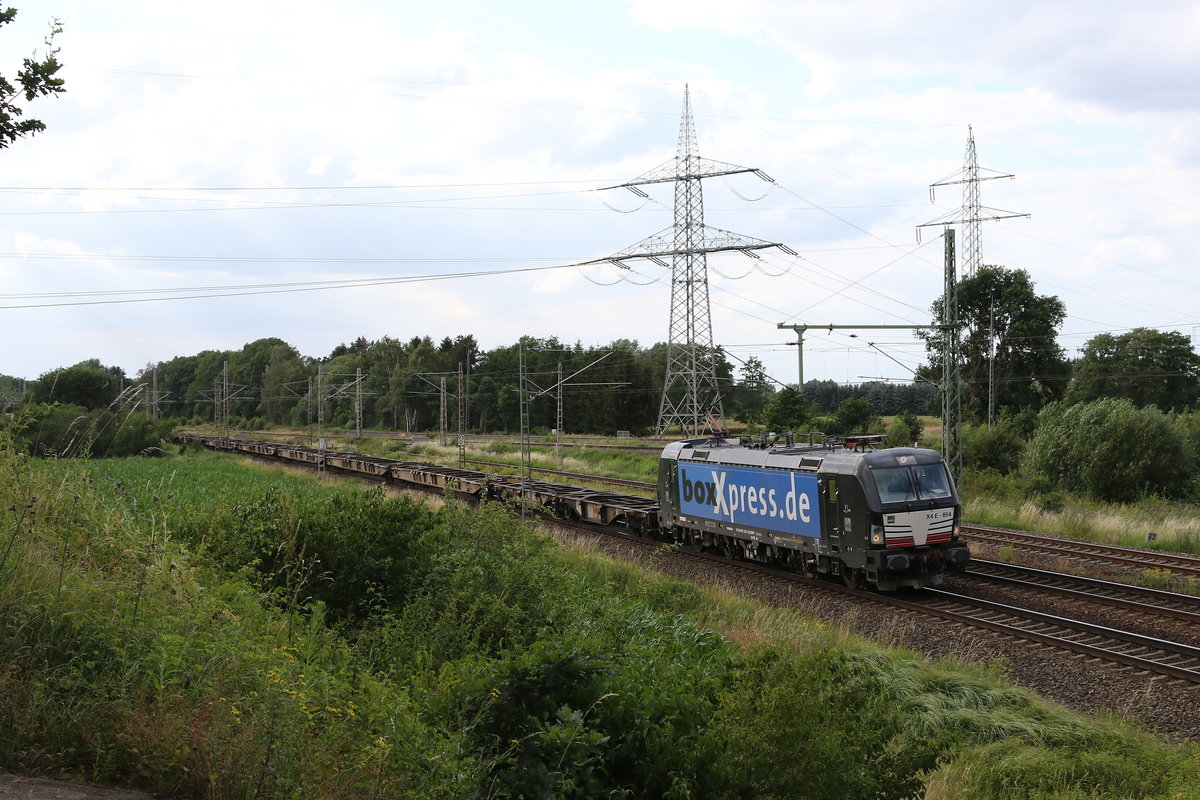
[657,434,970,590]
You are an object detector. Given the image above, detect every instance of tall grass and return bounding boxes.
[964,470,1200,556]
[0,445,477,797]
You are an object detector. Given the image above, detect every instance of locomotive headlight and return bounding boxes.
[870,524,885,545]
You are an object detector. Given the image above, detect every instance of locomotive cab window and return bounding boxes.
[874,464,953,504]
[912,464,953,499]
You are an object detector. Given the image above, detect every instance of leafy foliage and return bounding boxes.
[1066,327,1200,411]
[10,401,174,458]
[804,378,936,415]
[1023,399,1194,501]
[762,387,812,432]
[705,648,933,800]
[961,418,1028,474]
[826,396,882,436]
[725,355,776,424]
[132,334,695,435]
[886,409,924,448]
[28,359,125,410]
[0,7,65,148]
[920,265,1069,418]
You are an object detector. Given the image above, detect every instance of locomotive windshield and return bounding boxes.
[873,464,954,504]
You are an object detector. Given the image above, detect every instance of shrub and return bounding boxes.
[9,403,173,458]
[704,647,932,800]
[962,420,1027,474]
[832,397,881,435]
[886,410,924,448]
[762,389,812,433]
[1023,399,1193,502]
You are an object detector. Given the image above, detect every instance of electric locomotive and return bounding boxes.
[657,434,969,590]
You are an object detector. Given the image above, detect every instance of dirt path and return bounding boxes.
[0,775,153,800]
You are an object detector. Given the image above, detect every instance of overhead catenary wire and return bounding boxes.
[0,262,585,310]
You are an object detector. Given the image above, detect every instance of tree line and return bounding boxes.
[11,263,1200,504]
[6,337,944,442]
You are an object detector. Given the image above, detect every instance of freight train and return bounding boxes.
[177,432,969,591]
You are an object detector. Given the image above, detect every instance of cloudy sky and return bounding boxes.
[2,0,1197,391]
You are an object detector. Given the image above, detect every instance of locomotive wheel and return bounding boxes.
[842,567,866,590]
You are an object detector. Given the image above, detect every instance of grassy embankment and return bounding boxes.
[2,440,1199,798]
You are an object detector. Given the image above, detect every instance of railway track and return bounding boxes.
[966,559,1200,623]
[962,524,1200,578]
[560,519,1200,686]
[901,588,1200,684]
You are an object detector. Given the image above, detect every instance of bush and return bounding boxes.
[824,398,882,437]
[8,404,173,458]
[762,389,812,433]
[1023,399,1193,502]
[886,410,924,448]
[704,647,932,800]
[962,420,1027,474]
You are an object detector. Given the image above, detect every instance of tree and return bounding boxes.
[29,360,124,410]
[886,410,923,448]
[726,355,775,425]
[259,343,307,423]
[762,388,811,432]
[1066,327,1200,411]
[919,265,1068,417]
[0,7,64,148]
[828,397,881,436]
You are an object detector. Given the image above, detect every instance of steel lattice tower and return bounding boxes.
[960,130,983,278]
[589,87,794,437]
[660,89,719,435]
[919,126,1028,277]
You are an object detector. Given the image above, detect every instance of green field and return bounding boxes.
[3,440,1198,798]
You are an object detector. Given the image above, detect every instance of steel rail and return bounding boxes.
[962,525,1200,577]
[965,559,1200,622]
[564,519,1200,684]
[888,592,1200,686]
[887,590,1200,684]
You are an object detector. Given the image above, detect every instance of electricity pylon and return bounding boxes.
[591,86,794,437]
[918,126,1028,278]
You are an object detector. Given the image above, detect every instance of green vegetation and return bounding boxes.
[0,6,65,149]
[7,399,176,458]
[1067,327,1200,411]
[2,434,1199,798]
[919,265,1069,418]
[1023,399,1193,502]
